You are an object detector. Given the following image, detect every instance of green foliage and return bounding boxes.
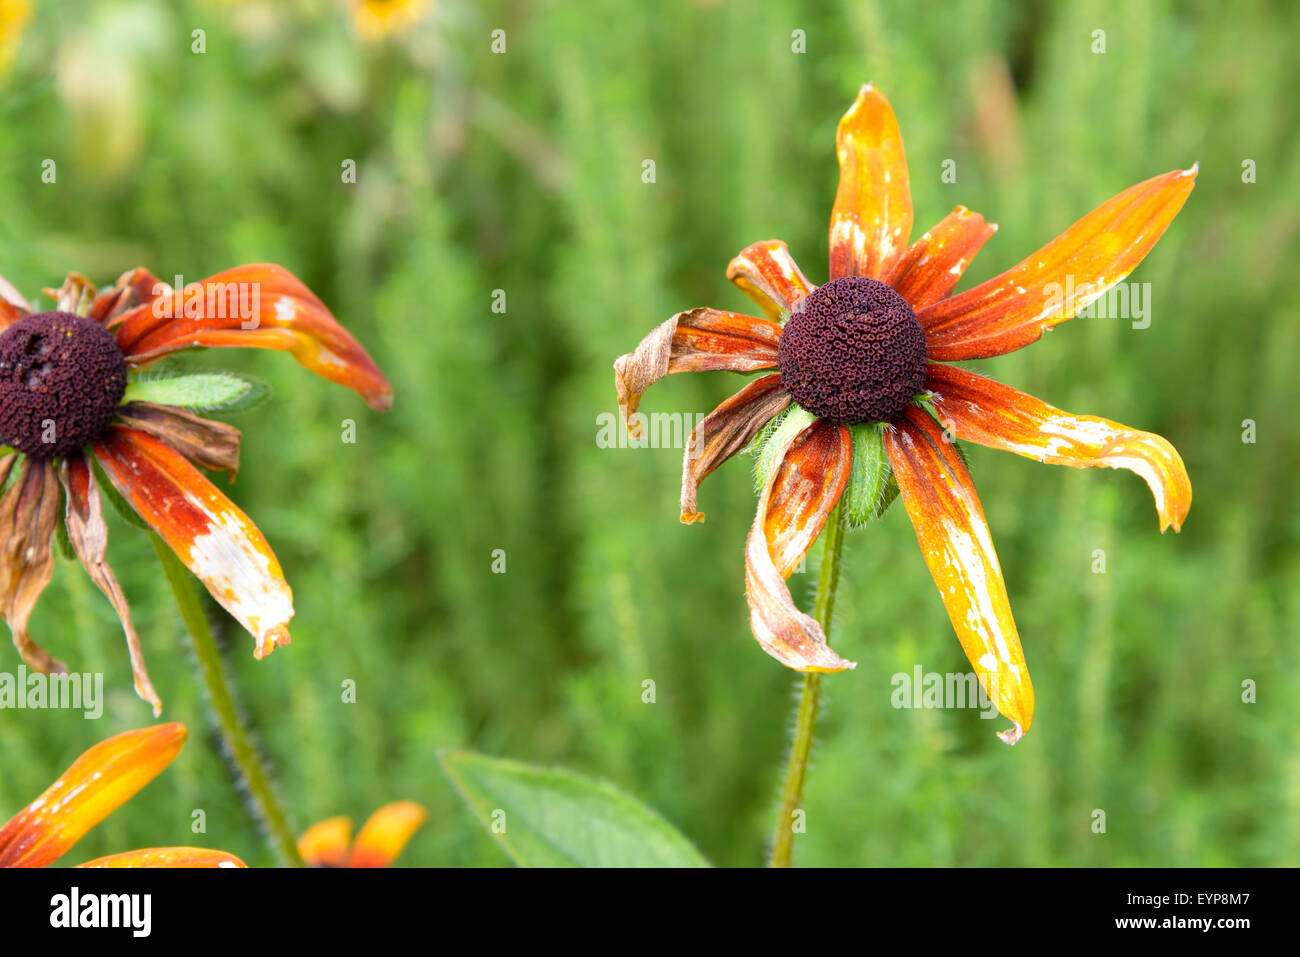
[0,0,1296,868]
[123,371,271,414]
[439,751,710,867]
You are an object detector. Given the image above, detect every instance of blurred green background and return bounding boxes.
[0,0,1296,867]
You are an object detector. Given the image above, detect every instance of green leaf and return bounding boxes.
[438,751,711,867]
[122,371,271,413]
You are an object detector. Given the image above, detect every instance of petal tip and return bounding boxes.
[680,510,705,525]
[253,626,292,660]
[997,722,1025,746]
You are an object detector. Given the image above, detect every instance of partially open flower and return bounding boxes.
[0,264,392,714]
[298,801,427,867]
[0,723,245,868]
[615,85,1195,743]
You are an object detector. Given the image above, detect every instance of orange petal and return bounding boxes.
[94,427,293,659]
[883,407,1034,743]
[87,267,170,324]
[920,166,1198,359]
[0,723,186,868]
[614,308,782,438]
[744,418,855,672]
[883,206,998,309]
[0,456,65,675]
[59,457,162,715]
[829,84,912,281]
[726,240,815,320]
[76,847,247,868]
[347,801,427,868]
[298,816,353,868]
[681,374,791,524]
[927,363,1191,531]
[107,264,393,411]
[0,274,30,328]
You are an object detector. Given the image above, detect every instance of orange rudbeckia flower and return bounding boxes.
[615,85,1195,744]
[0,722,245,868]
[298,801,427,867]
[0,264,391,714]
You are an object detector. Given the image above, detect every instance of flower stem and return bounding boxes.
[769,501,845,868]
[150,532,305,867]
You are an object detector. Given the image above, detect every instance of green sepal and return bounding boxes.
[122,371,271,414]
[92,459,150,531]
[841,422,899,527]
[752,405,817,492]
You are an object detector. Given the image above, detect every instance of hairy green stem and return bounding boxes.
[150,532,304,867]
[769,502,845,868]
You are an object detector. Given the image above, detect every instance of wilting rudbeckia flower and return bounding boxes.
[0,265,391,714]
[615,85,1195,743]
[0,722,245,868]
[298,801,426,867]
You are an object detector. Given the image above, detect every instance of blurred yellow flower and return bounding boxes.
[0,0,32,72]
[299,801,427,867]
[348,0,431,42]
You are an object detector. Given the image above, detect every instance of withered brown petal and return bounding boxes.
[116,402,241,481]
[87,268,170,324]
[725,240,815,320]
[0,457,65,675]
[44,273,98,316]
[681,374,791,524]
[614,308,782,438]
[59,456,162,716]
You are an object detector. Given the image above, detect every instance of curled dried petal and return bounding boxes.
[681,374,791,524]
[726,240,814,320]
[0,456,64,675]
[59,456,162,715]
[116,401,241,481]
[614,308,781,438]
[744,419,855,672]
[108,264,393,411]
